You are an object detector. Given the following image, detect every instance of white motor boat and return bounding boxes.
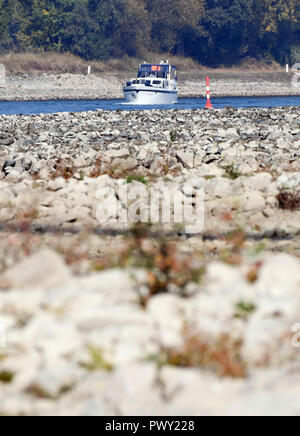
[123,61,178,105]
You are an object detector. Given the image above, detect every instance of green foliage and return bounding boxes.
[0,370,14,384]
[126,173,148,184]
[235,301,257,319]
[170,131,178,142]
[80,346,114,372]
[0,0,298,65]
[224,165,242,180]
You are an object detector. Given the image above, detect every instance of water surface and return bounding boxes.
[0,96,299,115]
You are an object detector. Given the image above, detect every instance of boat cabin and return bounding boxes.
[126,63,177,89]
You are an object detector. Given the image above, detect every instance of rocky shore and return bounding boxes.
[0,71,299,101]
[0,106,300,415]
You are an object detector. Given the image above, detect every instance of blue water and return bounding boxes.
[0,96,299,115]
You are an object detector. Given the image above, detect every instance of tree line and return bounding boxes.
[0,0,299,66]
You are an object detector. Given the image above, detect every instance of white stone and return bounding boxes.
[0,248,72,290]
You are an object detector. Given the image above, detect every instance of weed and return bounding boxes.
[127,225,205,306]
[79,170,85,181]
[159,327,247,379]
[170,131,178,142]
[247,242,267,257]
[246,261,263,284]
[224,165,242,180]
[79,346,114,372]
[27,383,75,400]
[235,301,257,320]
[277,191,300,211]
[126,174,148,185]
[0,371,14,384]
[221,229,247,266]
[52,158,74,180]
[90,224,205,306]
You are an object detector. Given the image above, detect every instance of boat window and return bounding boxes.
[126,81,132,86]
[138,64,169,79]
[145,80,151,86]
[153,80,162,85]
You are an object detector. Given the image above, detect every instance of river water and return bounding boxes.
[0,96,299,115]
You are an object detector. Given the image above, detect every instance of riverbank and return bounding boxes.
[0,107,300,415]
[0,71,299,101]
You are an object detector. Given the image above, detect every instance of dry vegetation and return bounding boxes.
[277,191,300,211]
[0,52,201,75]
[0,52,283,76]
[158,326,247,379]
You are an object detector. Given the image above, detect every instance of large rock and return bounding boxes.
[0,248,72,290]
[111,158,138,172]
[240,191,266,212]
[176,152,194,169]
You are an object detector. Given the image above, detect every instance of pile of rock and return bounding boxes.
[0,106,300,415]
[0,107,299,234]
[0,248,300,415]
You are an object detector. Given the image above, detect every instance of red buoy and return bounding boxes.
[205,76,213,109]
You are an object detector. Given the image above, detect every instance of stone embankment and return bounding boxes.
[0,107,300,415]
[0,72,299,101]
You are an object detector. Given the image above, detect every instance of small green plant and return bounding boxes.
[79,170,85,181]
[170,131,178,142]
[247,242,267,257]
[27,383,74,399]
[224,165,242,180]
[126,174,148,185]
[0,370,14,384]
[80,347,114,372]
[235,301,257,319]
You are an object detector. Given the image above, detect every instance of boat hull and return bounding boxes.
[123,88,178,105]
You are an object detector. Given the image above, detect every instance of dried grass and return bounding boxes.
[277,191,300,211]
[160,327,247,379]
[0,51,280,76]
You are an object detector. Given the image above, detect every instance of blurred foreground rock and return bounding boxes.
[0,250,299,415]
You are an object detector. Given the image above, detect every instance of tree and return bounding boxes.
[0,0,14,49]
[146,0,206,55]
[255,0,298,64]
[0,0,298,66]
[93,0,151,57]
[200,0,254,65]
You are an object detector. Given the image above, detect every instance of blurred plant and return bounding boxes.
[221,228,247,266]
[235,301,257,320]
[126,173,148,184]
[51,158,74,180]
[91,223,205,306]
[170,131,178,142]
[155,326,247,379]
[79,346,114,372]
[277,191,300,211]
[224,165,242,180]
[0,370,14,384]
[246,261,263,284]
